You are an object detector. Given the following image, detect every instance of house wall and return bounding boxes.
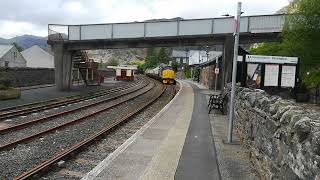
[0,47,26,67]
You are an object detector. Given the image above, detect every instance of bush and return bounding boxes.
[184,69,191,78]
[303,68,320,88]
[0,84,9,90]
[0,78,11,88]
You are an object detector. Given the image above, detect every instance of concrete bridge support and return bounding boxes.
[52,44,73,91]
[221,35,235,88]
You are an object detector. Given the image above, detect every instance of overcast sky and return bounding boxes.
[0,0,289,39]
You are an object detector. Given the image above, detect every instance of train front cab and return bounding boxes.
[162,67,175,84]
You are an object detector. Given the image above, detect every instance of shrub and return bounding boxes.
[0,78,11,88]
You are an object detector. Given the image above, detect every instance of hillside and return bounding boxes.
[87,49,147,65]
[0,35,48,51]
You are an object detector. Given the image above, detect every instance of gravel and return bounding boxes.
[0,81,151,146]
[0,79,144,126]
[0,79,165,179]
[40,84,175,179]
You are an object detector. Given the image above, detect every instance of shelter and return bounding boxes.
[107,66,137,81]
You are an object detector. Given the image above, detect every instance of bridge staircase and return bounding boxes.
[72,50,104,86]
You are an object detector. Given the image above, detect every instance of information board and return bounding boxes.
[264,64,279,87]
[281,66,296,87]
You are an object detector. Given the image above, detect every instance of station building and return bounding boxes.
[107,66,137,81]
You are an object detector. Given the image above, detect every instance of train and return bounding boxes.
[145,65,176,84]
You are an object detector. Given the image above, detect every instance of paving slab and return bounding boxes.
[82,81,194,180]
[188,80,257,180]
[174,83,221,180]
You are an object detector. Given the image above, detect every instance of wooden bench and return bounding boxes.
[208,92,228,114]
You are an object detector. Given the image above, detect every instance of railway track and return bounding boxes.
[0,79,148,130]
[14,83,175,180]
[0,79,151,150]
[0,77,170,179]
[0,77,144,121]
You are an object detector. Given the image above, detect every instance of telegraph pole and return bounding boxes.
[228,2,242,143]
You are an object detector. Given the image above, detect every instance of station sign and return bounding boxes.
[246,55,298,64]
[215,68,219,74]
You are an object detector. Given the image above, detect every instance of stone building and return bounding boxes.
[0,45,26,67]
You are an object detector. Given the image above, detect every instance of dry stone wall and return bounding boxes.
[233,87,320,179]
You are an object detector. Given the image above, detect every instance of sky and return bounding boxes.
[0,0,290,39]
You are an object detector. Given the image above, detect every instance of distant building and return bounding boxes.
[22,45,54,68]
[0,45,27,67]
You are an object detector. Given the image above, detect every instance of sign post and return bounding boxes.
[227,2,241,143]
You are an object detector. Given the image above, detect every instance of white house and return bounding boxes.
[0,45,27,67]
[171,50,223,65]
[22,45,54,68]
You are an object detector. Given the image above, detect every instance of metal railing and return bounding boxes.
[48,25,68,42]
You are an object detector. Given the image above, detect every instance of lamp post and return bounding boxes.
[227,2,242,143]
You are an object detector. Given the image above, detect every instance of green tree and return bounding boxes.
[157,47,170,64]
[171,61,178,72]
[106,57,119,66]
[144,47,158,69]
[250,0,320,87]
[11,42,23,52]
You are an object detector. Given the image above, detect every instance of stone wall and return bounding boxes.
[234,87,320,179]
[0,67,55,87]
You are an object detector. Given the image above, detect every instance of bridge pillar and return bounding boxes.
[52,44,73,91]
[221,35,234,88]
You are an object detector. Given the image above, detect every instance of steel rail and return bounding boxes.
[14,82,166,180]
[0,79,143,116]
[0,76,142,114]
[0,80,154,150]
[0,79,149,136]
[0,79,144,120]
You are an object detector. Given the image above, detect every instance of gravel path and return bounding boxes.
[0,79,163,179]
[40,85,175,179]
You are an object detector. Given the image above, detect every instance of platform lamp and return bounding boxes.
[224,2,243,144]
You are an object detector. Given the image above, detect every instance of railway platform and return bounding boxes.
[82,80,255,180]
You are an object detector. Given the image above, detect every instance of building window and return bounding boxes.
[5,61,9,67]
[14,52,17,60]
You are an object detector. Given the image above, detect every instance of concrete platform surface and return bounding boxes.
[82,81,194,180]
[82,80,254,180]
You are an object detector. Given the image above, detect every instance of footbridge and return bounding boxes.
[48,14,287,90]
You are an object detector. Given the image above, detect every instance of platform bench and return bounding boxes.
[208,92,228,114]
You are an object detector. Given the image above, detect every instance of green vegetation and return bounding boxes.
[171,61,178,72]
[11,42,23,52]
[157,47,170,64]
[106,57,120,66]
[249,0,320,88]
[138,47,173,72]
[0,76,20,100]
[184,68,191,78]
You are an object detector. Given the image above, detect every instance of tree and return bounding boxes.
[143,47,158,69]
[157,47,170,64]
[106,57,119,66]
[11,42,23,52]
[250,0,320,87]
